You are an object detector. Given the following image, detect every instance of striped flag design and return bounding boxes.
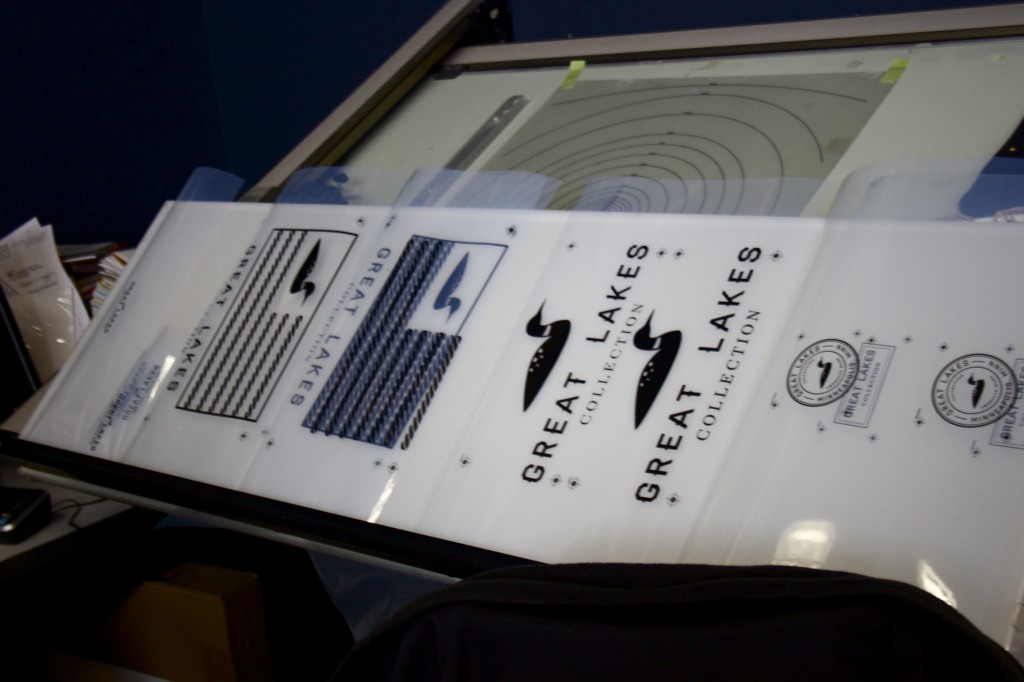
[303,236,469,449]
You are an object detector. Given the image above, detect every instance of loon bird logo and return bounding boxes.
[817,357,833,389]
[433,253,469,321]
[633,312,682,428]
[968,373,986,408]
[290,239,320,304]
[931,354,1015,427]
[523,303,571,410]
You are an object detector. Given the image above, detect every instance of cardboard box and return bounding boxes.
[86,561,273,682]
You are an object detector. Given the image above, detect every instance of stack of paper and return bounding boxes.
[57,241,124,310]
[89,249,134,317]
[0,218,89,381]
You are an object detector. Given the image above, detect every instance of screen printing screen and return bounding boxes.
[342,34,1024,219]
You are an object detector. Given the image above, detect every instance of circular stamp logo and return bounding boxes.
[932,354,1017,427]
[787,339,859,407]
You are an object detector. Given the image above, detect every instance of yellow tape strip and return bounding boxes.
[881,58,909,84]
[561,60,586,89]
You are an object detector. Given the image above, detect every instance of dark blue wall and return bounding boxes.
[0,0,1013,244]
[200,0,449,200]
[510,0,1013,41]
[0,1,224,243]
[0,0,447,244]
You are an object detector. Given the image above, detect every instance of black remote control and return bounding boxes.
[0,487,51,544]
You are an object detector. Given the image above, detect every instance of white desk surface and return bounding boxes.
[0,458,131,562]
[1,384,131,563]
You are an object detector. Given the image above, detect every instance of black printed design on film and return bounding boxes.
[523,304,571,410]
[484,74,894,215]
[303,236,503,449]
[932,354,1017,428]
[177,229,349,421]
[632,311,682,427]
[290,239,320,304]
[433,252,468,321]
[787,339,858,407]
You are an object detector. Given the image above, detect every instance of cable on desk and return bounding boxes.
[52,497,109,530]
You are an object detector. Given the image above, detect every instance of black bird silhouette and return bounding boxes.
[290,239,321,304]
[817,357,833,389]
[633,312,682,428]
[523,304,571,410]
[433,252,468,321]
[968,373,986,408]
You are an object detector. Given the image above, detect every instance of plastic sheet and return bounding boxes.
[5,287,81,382]
[20,168,245,452]
[686,215,1024,647]
[23,168,565,524]
[410,212,825,561]
[574,175,822,215]
[0,218,89,381]
[276,167,405,206]
[393,168,560,209]
[176,166,245,203]
[482,73,893,213]
[828,157,1024,221]
[20,163,1024,649]
[310,552,451,640]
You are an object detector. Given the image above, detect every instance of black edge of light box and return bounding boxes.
[0,430,532,579]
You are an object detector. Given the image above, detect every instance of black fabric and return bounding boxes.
[333,563,1024,681]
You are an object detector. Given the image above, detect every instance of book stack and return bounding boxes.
[89,249,134,317]
[56,243,133,317]
[57,243,122,313]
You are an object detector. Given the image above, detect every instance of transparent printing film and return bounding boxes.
[17,160,1024,647]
